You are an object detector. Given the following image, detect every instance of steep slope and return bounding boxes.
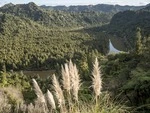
[0,2,112,28]
[0,13,109,70]
[106,5,150,49]
[0,2,43,21]
[140,4,150,11]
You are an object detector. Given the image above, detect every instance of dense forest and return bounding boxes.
[0,2,150,113]
[106,5,150,49]
[0,2,112,28]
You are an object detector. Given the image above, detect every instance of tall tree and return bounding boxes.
[135,28,143,54]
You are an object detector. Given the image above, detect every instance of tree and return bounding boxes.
[135,28,143,54]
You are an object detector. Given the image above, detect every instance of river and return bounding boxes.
[21,70,55,79]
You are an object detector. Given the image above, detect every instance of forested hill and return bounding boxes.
[41,4,144,13]
[0,11,110,70]
[0,2,112,28]
[0,2,115,70]
[141,4,150,11]
[105,5,150,49]
[0,2,150,70]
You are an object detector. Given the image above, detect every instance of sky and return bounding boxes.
[0,0,150,6]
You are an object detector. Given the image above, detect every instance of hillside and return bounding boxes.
[105,5,150,50]
[0,2,150,70]
[0,12,110,70]
[0,2,112,28]
[0,2,150,69]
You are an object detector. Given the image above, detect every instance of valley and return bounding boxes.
[0,2,150,113]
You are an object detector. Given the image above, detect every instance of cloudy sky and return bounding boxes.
[0,0,150,6]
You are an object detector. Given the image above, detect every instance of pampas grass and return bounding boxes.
[68,60,81,102]
[71,64,81,102]
[32,79,48,113]
[53,74,65,112]
[46,90,56,110]
[32,79,46,103]
[68,59,74,89]
[92,58,102,102]
[62,63,71,93]
[1,58,131,113]
[61,60,81,102]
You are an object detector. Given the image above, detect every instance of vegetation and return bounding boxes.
[0,2,112,28]
[0,10,113,71]
[106,5,150,50]
[0,59,130,113]
[103,34,150,112]
[0,2,150,113]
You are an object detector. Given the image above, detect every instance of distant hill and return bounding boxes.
[106,5,150,49]
[140,4,150,11]
[0,2,112,28]
[41,4,144,13]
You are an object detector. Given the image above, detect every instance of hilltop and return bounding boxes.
[0,2,112,28]
[41,4,144,13]
[105,4,150,49]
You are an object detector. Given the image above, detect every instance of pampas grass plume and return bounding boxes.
[53,74,65,108]
[62,63,71,93]
[46,90,56,110]
[32,79,46,103]
[92,58,102,98]
[72,64,81,101]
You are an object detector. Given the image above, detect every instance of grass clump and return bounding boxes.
[0,58,130,113]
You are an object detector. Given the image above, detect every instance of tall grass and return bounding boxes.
[32,78,48,112]
[70,61,81,102]
[92,57,102,103]
[62,64,71,93]
[0,58,130,113]
[46,90,56,110]
[53,74,66,112]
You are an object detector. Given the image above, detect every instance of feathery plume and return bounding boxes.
[62,63,71,93]
[72,64,81,101]
[68,60,81,101]
[52,74,65,108]
[68,59,75,89]
[46,90,56,110]
[32,79,46,103]
[92,58,102,98]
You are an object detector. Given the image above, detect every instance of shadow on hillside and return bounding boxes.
[69,25,127,54]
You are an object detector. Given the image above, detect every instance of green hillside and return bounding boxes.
[106,5,150,50]
[0,13,109,70]
[0,2,150,70]
[0,2,112,28]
